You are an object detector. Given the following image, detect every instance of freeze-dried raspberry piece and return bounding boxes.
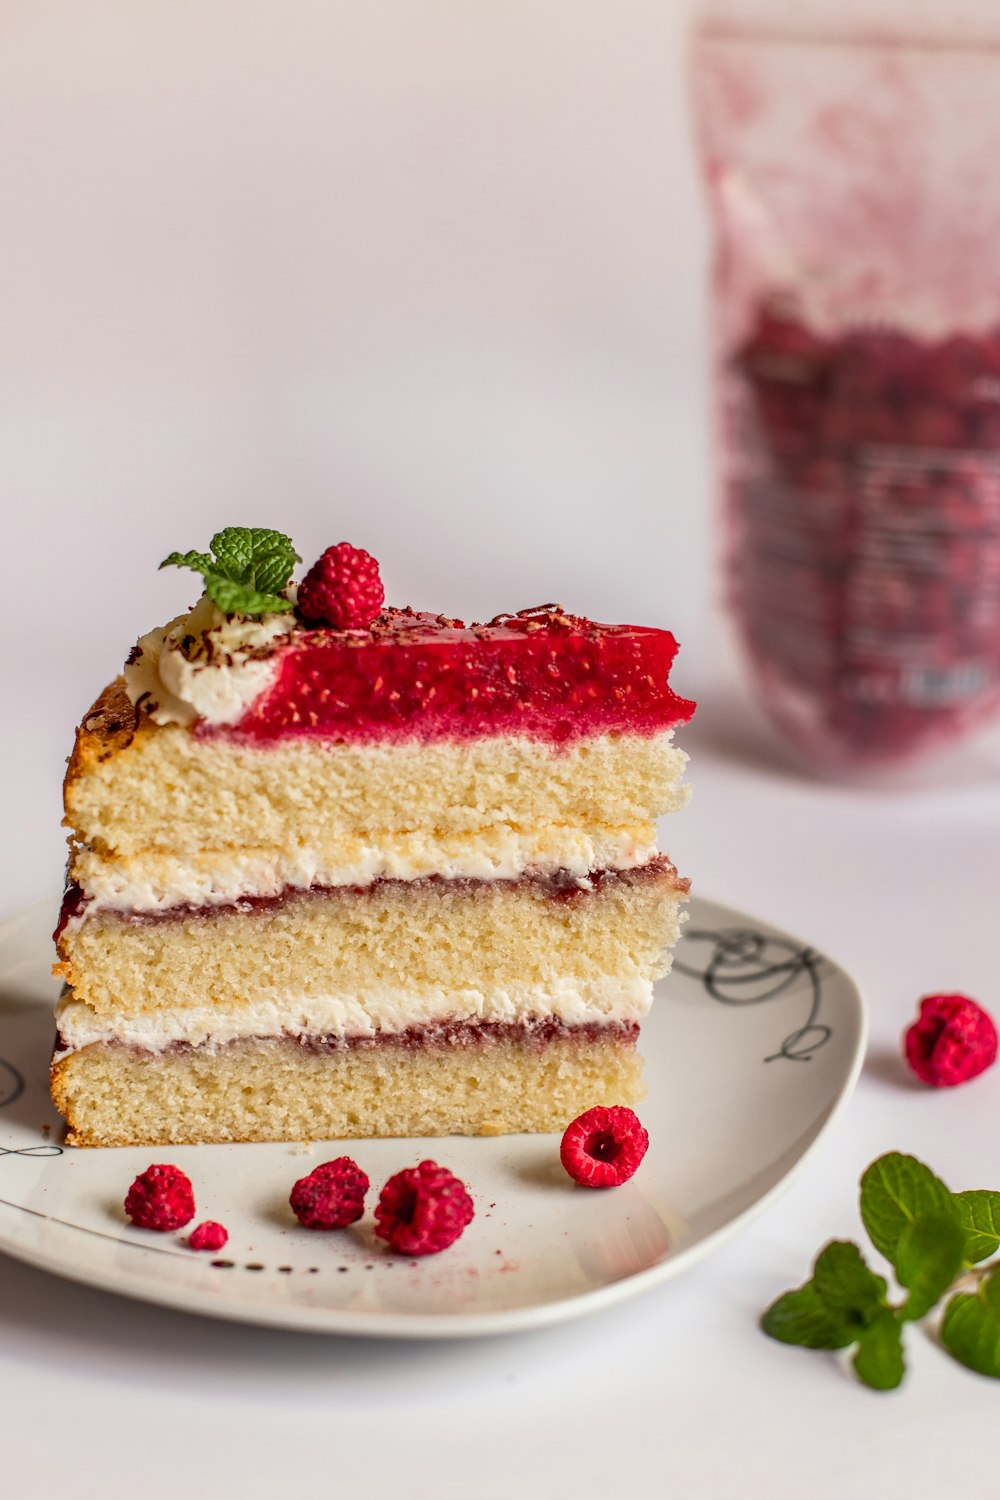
[374,1161,474,1255]
[560,1105,649,1187]
[290,1157,369,1229]
[297,543,384,630]
[904,993,998,1087]
[188,1221,229,1252]
[124,1163,196,1231]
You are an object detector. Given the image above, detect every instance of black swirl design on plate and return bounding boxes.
[674,927,831,1063]
[0,1053,64,1157]
[0,1144,63,1160]
[0,1057,24,1109]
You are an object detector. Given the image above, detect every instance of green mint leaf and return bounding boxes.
[859,1153,957,1269]
[762,1241,889,1355]
[199,570,295,617]
[852,1309,906,1391]
[941,1269,1000,1379]
[812,1240,888,1323]
[208,527,300,595]
[761,1281,858,1350]
[161,549,213,574]
[160,527,300,618]
[207,527,257,581]
[895,1215,967,1321]
[953,1190,1000,1264]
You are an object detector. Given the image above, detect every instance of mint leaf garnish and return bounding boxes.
[953,1190,1000,1264]
[762,1240,888,1353]
[208,527,300,596]
[852,1310,905,1391]
[811,1240,888,1322]
[761,1281,858,1350]
[895,1216,967,1321]
[762,1152,1000,1393]
[160,527,300,617]
[941,1269,1000,1379]
[859,1153,956,1268]
[161,548,213,574]
[194,572,293,619]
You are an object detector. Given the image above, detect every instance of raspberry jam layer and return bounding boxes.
[214,607,694,745]
[55,856,685,935]
[61,1018,641,1059]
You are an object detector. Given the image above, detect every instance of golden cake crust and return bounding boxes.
[64,678,141,794]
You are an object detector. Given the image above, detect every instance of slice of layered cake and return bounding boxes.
[52,530,694,1146]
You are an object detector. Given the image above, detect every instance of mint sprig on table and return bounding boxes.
[762,1152,1000,1390]
[161,527,301,617]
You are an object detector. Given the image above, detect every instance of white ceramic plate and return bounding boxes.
[0,894,865,1338]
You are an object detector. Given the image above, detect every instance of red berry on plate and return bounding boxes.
[374,1160,474,1255]
[290,1157,370,1229]
[124,1163,196,1231]
[904,993,998,1087]
[560,1105,649,1188]
[297,543,384,630]
[188,1220,229,1252]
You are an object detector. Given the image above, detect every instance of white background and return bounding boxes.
[2,2,999,1494]
[1,0,709,912]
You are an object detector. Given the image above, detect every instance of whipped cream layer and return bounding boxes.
[54,975,653,1054]
[68,822,660,915]
[123,594,297,728]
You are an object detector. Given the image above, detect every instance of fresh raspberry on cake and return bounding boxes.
[297,543,384,629]
[374,1160,474,1255]
[904,993,998,1087]
[50,528,694,1147]
[124,1163,195,1230]
[290,1158,369,1228]
[560,1105,649,1187]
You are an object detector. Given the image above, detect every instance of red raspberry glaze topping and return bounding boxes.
[189,1220,229,1252]
[374,1160,474,1255]
[560,1105,649,1187]
[904,993,998,1087]
[124,1164,196,1231]
[298,543,385,630]
[224,606,695,745]
[290,1157,370,1229]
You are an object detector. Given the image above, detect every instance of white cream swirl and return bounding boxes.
[123,594,297,727]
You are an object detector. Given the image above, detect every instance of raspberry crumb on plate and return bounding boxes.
[188,1221,229,1252]
[560,1105,649,1187]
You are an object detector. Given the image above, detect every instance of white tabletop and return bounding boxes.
[3,676,999,1499]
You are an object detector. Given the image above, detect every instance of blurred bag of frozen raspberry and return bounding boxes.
[693,0,1000,772]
